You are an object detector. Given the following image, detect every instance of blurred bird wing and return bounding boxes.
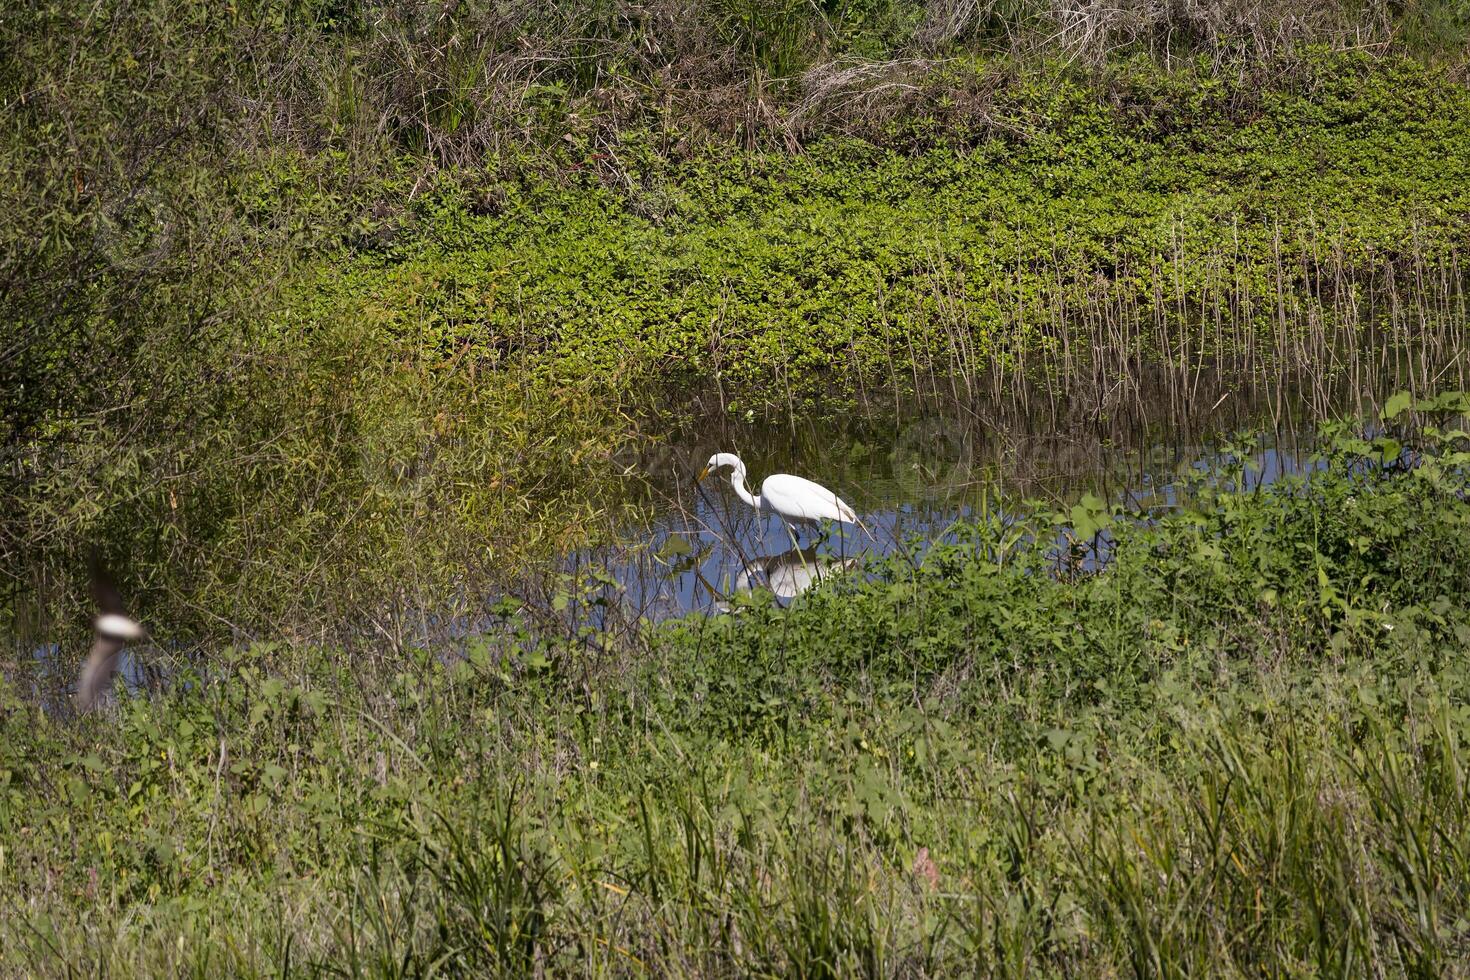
[759,474,857,524]
[83,550,140,711]
[78,636,124,710]
[89,553,126,615]
[95,613,144,640]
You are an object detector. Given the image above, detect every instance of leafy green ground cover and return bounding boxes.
[287,52,1470,408]
[7,42,1470,642]
[4,420,1467,974]
[10,48,1464,648]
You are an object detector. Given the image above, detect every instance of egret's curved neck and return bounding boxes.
[728,467,760,510]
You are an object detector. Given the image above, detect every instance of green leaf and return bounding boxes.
[1383,391,1412,420]
[656,535,694,559]
[1070,494,1111,539]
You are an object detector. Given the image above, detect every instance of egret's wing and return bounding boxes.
[760,474,857,525]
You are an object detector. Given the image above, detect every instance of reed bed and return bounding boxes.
[908,220,1470,429]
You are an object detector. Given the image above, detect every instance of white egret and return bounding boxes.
[698,452,858,538]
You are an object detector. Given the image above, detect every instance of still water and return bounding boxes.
[563,396,1328,623]
[14,389,1351,708]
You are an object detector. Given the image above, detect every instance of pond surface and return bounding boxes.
[564,392,1333,624]
[5,381,1384,711]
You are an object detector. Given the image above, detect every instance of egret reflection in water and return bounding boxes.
[643,496,870,616]
[564,402,1336,625]
[727,544,861,605]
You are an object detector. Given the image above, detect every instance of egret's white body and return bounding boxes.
[699,452,857,533]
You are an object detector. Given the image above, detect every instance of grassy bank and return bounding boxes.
[3,417,1468,974]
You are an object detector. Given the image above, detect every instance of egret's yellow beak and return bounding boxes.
[697,466,710,481]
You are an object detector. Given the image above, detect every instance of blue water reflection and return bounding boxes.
[565,430,1329,624]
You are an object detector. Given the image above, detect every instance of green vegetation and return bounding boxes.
[4,420,1469,973]
[5,0,1470,972]
[8,2,1470,449]
[299,52,1470,407]
[9,33,1470,634]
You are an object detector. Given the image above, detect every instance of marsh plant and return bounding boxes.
[5,2,1470,973]
[2,409,1469,974]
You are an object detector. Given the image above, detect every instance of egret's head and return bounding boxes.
[698,452,744,481]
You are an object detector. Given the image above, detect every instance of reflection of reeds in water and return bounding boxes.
[593,361,1380,624]
[868,219,1468,429]
[655,368,1337,529]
